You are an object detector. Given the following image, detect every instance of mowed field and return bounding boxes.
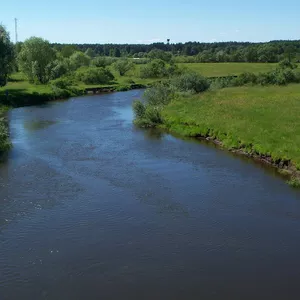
[180,62,280,77]
[163,84,300,169]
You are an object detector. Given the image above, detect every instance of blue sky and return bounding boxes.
[1,0,300,44]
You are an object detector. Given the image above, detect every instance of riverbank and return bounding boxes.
[0,106,11,159]
[0,72,155,107]
[162,84,300,186]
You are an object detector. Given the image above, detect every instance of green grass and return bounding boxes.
[163,84,300,169]
[179,63,280,77]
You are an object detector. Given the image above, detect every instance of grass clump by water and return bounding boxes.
[287,177,300,188]
[0,107,11,157]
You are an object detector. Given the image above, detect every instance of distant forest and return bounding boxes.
[52,40,300,63]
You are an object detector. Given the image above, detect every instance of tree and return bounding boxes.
[113,48,121,57]
[147,49,172,62]
[0,25,14,86]
[140,59,168,78]
[85,48,96,58]
[61,45,77,58]
[113,59,134,76]
[18,37,56,83]
[75,67,114,84]
[69,51,91,71]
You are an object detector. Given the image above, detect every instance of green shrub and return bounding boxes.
[278,59,298,70]
[147,49,173,62]
[92,56,117,67]
[132,100,146,119]
[113,59,135,76]
[171,72,210,93]
[144,105,163,125]
[209,77,234,90]
[0,118,11,154]
[75,67,114,84]
[50,85,71,99]
[143,84,175,106]
[287,177,300,188]
[50,77,73,89]
[256,72,276,85]
[140,59,168,78]
[235,72,257,85]
[132,84,175,127]
[69,51,91,71]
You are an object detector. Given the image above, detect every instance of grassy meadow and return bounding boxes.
[163,84,300,169]
[179,62,279,77]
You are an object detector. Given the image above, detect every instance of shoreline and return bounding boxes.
[0,83,148,108]
[162,124,300,186]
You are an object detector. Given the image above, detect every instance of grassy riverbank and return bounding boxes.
[0,70,156,107]
[162,84,300,176]
[0,106,11,158]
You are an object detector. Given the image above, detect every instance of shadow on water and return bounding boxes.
[146,128,294,184]
[23,120,58,131]
[134,127,165,141]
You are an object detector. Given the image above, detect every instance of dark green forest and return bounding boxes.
[52,40,300,62]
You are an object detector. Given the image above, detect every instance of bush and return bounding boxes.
[171,72,210,93]
[132,84,175,127]
[278,59,297,70]
[75,67,114,84]
[234,72,257,85]
[0,119,11,154]
[257,69,299,86]
[132,100,146,119]
[50,77,73,89]
[140,59,168,78]
[256,72,276,85]
[50,85,71,99]
[92,56,116,67]
[147,49,173,62]
[210,77,235,90]
[69,51,91,71]
[287,177,300,188]
[144,105,163,125]
[133,104,163,128]
[143,84,175,106]
[113,59,134,76]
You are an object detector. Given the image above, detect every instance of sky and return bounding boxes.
[1,0,300,44]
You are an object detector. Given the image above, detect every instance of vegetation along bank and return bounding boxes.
[132,61,300,187]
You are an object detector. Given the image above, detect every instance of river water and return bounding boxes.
[1,90,300,299]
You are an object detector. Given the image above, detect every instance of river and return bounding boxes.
[1,90,300,299]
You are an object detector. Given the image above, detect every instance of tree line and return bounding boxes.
[52,40,300,62]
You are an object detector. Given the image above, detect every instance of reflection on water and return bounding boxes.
[1,90,300,300]
[23,120,57,131]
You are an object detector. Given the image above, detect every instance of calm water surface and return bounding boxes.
[1,90,300,299]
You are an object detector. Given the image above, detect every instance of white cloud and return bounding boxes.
[136,38,163,44]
